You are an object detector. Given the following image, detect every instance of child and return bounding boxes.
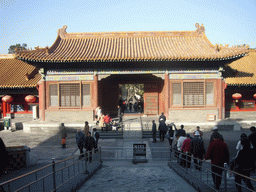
[92,128,100,152]
[112,120,117,131]
[60,123,67,148]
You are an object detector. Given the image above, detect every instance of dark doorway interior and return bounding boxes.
[98,74,164,117]
[119,84,144,114]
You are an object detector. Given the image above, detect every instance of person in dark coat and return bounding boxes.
[159,112,166,124]
[176,125,186,137]
[248,126,256,171]
[190,132,205,171]
[0,138,9,176]
[92,128,100,152]
[167,125,174,148]
[84,132,96,163]
[234,138,255,191]
[204,132,230,190]
[129,101,133,112]
[158,121,167,141]
[75,130,85,159]
[117,105,123,123]
[236,133,253,152]
[152,120,157,143]
[234,138,255,192]
[248,126,256,149]
[209,127,224,143]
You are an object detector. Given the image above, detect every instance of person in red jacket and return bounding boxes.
[181,134,192,168]
[103,114,112,131]
[204,132,230,190]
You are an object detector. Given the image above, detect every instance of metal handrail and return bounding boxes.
[170,148,256,192]
[176,150,256,182]
[0,163,52,186]
[15,171,54,192]
[0,147,102,192]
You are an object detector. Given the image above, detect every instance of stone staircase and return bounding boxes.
[122,116,143,139]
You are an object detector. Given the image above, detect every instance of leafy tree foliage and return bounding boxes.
[8,43,27,54]
[120,84,144,101]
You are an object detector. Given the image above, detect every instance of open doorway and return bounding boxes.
[119,84,144,114]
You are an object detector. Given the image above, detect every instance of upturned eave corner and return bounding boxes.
[58,25,68,39]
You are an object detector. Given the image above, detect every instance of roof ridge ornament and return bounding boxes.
[195,23,205,34]
[45,46,49,55]
[58,25,67,38]
[215,44,222,52]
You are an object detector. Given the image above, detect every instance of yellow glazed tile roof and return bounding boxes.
[0,56,41,88]
[16,24,248,63]
[225,49,256,86]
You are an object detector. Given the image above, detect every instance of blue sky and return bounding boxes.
[0,0,255,54]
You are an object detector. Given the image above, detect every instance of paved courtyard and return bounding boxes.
[0,116,255,191]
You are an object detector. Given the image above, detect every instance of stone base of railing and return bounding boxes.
[168,162,215,192]
[6,146,30,172]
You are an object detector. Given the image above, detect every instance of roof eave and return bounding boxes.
[18,56,246,63]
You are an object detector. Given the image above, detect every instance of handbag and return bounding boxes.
[226,170,235,180]
[225,163,235,180]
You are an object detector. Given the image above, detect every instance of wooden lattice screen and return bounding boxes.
[183,82,204,106]
[59,84,80,107]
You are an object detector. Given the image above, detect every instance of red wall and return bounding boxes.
[225,90,256,111]
[1,94,39,117]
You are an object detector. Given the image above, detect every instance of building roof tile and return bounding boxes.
[0,56,41,88]
[16,24,249,63]
[225,49,256,86]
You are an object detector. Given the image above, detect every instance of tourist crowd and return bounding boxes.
[60,122,100,162]
[152,112,256,191]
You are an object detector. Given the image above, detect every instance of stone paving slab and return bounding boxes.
[78,161,197,192]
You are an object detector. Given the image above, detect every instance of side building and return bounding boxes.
[0,54,40,120]
[15,24,248,123]
[224,49,256,119]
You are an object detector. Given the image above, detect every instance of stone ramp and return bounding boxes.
[78,161,197,192]
[169,159,256,192]
[123,116,143,139]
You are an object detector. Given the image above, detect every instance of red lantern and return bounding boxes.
[25,95,36,103]
[253,93,256,99]
[2,95,13,103]
[232,93,242,103]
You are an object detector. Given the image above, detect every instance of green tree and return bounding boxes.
[8,43,27,54]
[120,84,144,101]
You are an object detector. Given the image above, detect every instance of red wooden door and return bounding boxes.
[144,83,159,115]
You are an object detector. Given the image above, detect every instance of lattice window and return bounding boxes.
[49,84,58,106]
[206,82,214,105]
[59,84,80,107]
[183,82,204,106]
[172,83,181,105]
[82,84,91,106]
